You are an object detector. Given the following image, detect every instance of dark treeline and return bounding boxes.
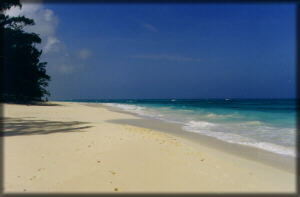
[0,0,50,103]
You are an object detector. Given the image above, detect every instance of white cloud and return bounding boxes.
[5,1,60,54]
[5,3,40,17]
[44,36,60,53]
[5,1,76,77]
[5,2,91,79]
[44,9,54,22]
[131,54,202,62]
[77,49,91,60]
[142,23,158,33]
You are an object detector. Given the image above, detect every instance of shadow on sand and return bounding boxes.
[1,102,62,106]
[1,117,92,137]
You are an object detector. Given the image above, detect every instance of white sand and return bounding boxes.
[2,102,296,193]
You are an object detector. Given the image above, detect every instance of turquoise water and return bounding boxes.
[68,99,297,157]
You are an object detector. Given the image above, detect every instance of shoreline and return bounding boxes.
[87,102,295,173]
[3,101,296,193]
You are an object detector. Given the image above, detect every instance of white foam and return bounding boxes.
[183,121,295,157]
[103,103,296,157]
[241,141,295,157]
[103,103,164,119]
[103,103,148,116]
[205,113,239,119]
[186,120,215,128]
[104,103,145,112]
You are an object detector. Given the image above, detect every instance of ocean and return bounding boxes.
[69,99,296,157]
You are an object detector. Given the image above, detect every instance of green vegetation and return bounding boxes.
[0,0,50,103]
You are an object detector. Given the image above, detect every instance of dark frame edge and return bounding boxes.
[0,1,299,197]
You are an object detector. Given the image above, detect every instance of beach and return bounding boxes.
[2,102,296,193]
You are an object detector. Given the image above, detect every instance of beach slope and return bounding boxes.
[2,102,296,193]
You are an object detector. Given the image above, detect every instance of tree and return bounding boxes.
[0,0,50,103]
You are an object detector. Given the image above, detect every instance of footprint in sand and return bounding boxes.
[109,170,116,175]
[29,176,37,181]
[38,168,45,172]
[97,160,101,163]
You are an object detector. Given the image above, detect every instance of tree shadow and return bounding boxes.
[27,102,62,106]
[0,102,62,106]
[1,117,92,137]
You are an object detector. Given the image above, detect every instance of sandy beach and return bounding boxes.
[2,102,296,193]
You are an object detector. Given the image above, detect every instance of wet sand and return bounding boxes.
[2,102,296,193]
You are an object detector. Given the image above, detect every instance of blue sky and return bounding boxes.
[9,3,296,99]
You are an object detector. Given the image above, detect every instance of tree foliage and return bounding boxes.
[0,0,50,103]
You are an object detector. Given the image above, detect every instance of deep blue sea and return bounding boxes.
[66,99,297,157]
